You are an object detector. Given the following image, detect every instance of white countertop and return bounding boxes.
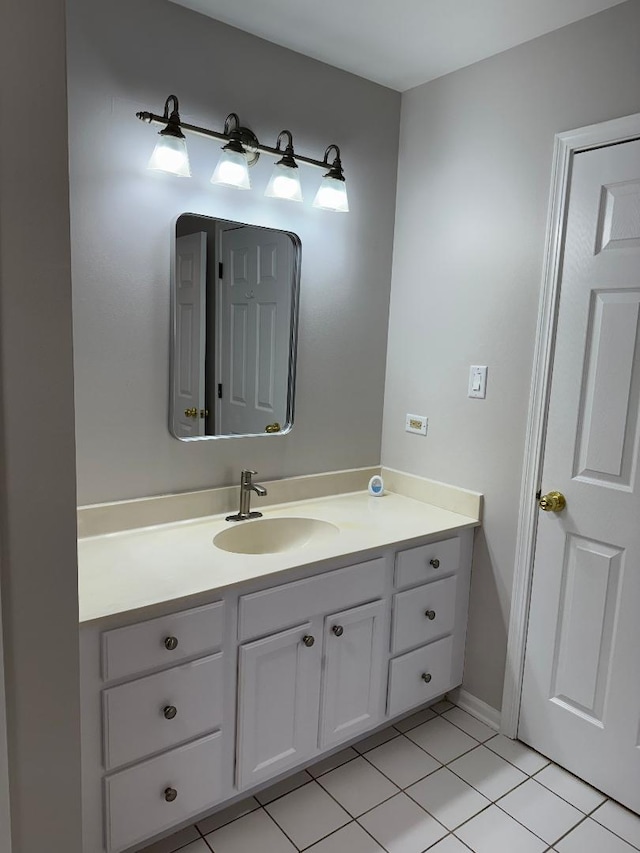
[78,490,479,624]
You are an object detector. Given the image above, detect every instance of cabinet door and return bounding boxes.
[237,622,321,789]
[319,600,386,749]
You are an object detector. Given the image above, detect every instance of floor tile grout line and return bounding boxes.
[586,809,640,852]
[529,764,609,815]
[258,802,306,851]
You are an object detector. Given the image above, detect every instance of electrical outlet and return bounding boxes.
[405,414,428,435]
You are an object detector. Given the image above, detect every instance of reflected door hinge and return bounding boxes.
[217,383,223,399]
[218,262,223,278]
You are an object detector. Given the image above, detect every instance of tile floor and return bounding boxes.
[140,698,640,853]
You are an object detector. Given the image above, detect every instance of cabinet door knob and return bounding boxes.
[332,625,344,637]
[302,634,315,647]
[164,787,178,802]
[429,558,440,569]
[163,705,177,720]
[425,610,436,621]
[164,636,179,651]
[421,672,432,683]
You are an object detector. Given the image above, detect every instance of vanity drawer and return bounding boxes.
[102,653,224,770]
[395,537,460,590]
[392,576,457,654]
[104,731,224,853]
[102,600,225,682]
[387,635,454,717]
[238,557,387,641]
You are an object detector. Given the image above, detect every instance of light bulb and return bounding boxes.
[147,135,191,177]
[211,149,251,190]
[313,176,349,212]
[265,162,303,202]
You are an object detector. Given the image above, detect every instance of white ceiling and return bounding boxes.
[168,0,627,91]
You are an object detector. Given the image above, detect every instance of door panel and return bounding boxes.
[236,622,320,789]
[319,600,386,749]
[520,138,640,812]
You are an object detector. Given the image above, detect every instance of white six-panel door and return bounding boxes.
[218,227,293,435]
[519,138,640,811]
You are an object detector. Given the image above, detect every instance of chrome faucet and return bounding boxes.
[226,469,268,522]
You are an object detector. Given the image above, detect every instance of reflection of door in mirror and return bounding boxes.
[173,232,206,437]
[170,214,300,440]
[217,226,293,435]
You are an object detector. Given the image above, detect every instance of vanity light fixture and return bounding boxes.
[264,131,303,202]
[210,113,255,190]
[136,95,349,211]
[146,95,191,177]
[313,145,349,213]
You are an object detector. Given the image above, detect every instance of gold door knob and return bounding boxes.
[539,491,566,512]
[184,408,198,419]
[265,422,281,433]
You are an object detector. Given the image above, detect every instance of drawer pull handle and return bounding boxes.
[302,634,315,647]
[332,625,344,637]
[164,636,179,651]
[429,558,440,569]
[425,610,436,620]
[163,705,177,720]
[421,672,432,684]
[164,787,178,803]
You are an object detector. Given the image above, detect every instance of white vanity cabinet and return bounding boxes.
[80,528,474,853]
[235,557,388,789]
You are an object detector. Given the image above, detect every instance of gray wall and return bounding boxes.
[382,1,640,711]
[67,0,400,505]
[0,1,82,851]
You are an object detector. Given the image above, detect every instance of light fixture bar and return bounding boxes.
[137,109,336,171]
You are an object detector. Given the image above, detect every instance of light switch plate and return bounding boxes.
[405,414,428,435]
[468,365,488,399]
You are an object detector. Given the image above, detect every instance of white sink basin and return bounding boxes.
[213,517,339,555]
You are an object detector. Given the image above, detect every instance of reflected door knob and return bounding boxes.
[265,422,281,433]
[539,491,566,512]
[184,408,198,419]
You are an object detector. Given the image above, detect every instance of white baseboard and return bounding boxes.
[448,688,501,731]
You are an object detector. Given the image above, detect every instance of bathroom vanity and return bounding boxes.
[78,477,481,853]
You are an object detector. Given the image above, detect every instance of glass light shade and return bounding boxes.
[313,176,349,212]
[147,135,191,177]
[211,149,251,190]
[264,162,303,202]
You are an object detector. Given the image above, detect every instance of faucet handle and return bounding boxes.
[241,469,257,480]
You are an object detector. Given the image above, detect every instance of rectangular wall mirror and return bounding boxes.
[171,214,301,439]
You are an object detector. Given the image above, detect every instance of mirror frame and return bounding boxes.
[169,213,301,441]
